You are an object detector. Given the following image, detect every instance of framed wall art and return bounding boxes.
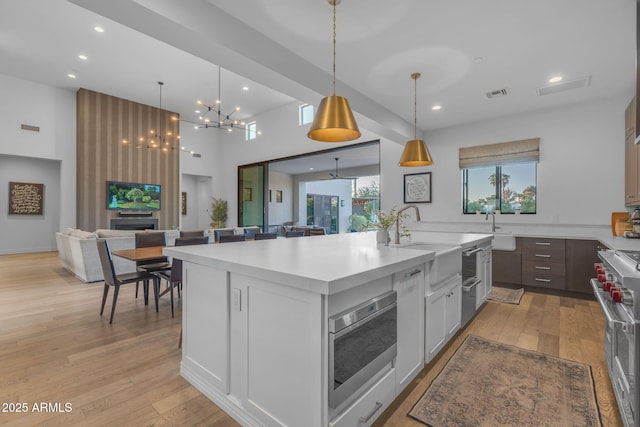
[276,190,283,203]
[403,172,431,203]
[181,192,187,215]
[9,182,44,215]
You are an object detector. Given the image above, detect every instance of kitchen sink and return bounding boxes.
[399,242,462,286]
[492,232,516,251]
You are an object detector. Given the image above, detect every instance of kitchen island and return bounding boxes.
[164,232,436,427]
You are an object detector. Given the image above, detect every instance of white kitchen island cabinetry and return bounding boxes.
[425,274,462,363]
[166,233,432,427]
[393,265,425,392]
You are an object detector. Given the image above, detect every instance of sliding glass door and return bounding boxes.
[238,163,266,231]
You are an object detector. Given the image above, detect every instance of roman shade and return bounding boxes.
[459,138,540,168]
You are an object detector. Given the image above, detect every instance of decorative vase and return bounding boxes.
[377,228,391,246]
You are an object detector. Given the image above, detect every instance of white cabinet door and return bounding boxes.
[475,247,492,308]
[483,249,493,299]
[181,263,229,393]
[425,287,447,363]
[425,275,462,363]
[393,264,425,392]
[445,281,461,337]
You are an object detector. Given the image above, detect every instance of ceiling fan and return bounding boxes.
[326,157,358,180]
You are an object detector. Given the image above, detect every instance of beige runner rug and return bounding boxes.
[409,335,602,427]
[488,286,524,304]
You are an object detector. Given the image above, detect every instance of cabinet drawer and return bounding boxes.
[522,260,565,275]
[330,368,395,427]
[522,239,565,262]
[522,271,565,290]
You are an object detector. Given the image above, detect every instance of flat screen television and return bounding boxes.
[107,181,161,210]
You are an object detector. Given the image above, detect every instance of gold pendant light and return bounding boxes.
[399,73,433,166]
[307,0,361,142]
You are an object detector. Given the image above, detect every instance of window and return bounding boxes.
[299,104,314,126]
[245,121,257,141]
[462,161,537,214]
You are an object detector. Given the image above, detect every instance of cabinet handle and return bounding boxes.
[535,266,551,270]
[405,269,422,278]
[535,278,551,283]
[535,242,551,246]
[359,401,383,423]
[535,254,551,258]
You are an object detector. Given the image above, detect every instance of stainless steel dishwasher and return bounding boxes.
[461,277,480,326]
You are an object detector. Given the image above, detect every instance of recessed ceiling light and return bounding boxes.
[309,167,314,171]
[78,54,88,61]
[432,105,442,111]
[67,73,77,79]
[549,76,563,83]
[242,86,249,91]
[94,26,104,33]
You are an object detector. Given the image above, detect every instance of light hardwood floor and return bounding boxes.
[0,252,623,426]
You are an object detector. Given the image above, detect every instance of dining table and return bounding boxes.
[111,246,166,262]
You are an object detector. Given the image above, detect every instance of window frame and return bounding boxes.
[299,104,314,126]
[462,162,537,214]
[245,121,257,141]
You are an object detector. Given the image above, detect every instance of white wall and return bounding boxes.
[0,74,76,237]
[268,170,293,232]
[0,155,61,254]
[399,95,626,226]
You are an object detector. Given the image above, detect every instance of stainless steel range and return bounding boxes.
[592,250,640,427]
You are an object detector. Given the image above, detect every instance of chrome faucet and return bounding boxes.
[486,211,500,232]
[395,205,421,244]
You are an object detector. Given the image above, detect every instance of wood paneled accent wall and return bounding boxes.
[76,88,180,231]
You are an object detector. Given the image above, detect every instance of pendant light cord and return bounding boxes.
[332,0,337,96]
[413,75,417,140]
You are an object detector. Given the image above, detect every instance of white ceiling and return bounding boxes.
[0,0,635,151]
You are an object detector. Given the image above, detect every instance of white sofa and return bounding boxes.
[56,227,258,283]
[56,228,182,283]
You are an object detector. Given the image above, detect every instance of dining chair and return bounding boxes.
[154,236,208,318]
[309,228,326,236]
[215,229,235,242]
[219,234,246,243]
[243,227,261,239]
[285,230,305,238]
[96,239,159,324]
[254,232,277,240]
[180,230,205,238]
[134,232,170,299]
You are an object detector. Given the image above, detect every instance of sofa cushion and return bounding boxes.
[96,229,138,238]
[68,229,97,239]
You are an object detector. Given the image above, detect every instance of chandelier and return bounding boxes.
[122,81,181,151]
[181,66,261,137]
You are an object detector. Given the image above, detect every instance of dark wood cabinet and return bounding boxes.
[492,236,598,297]
[565,239,600,294]
[521,237,566,290]
[492,237,522,285]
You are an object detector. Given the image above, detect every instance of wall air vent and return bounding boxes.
[537,76,591,97]
[21,124,40,132]
[486,88,510,99]
[191,153,202,158]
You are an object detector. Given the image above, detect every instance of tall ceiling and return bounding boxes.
[0,0,635,143]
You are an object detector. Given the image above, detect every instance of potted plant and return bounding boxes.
[358,206,409,245]
[210,197,228,229]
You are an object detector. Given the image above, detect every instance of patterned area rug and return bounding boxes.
[489,286,524,304]
[409,335,602,427]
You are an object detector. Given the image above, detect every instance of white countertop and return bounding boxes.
[407,221,640,252]
[164,232,435,295]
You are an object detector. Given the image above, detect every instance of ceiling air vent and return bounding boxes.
[537,76,591,97]
[21,124,40,132]
[486,88,509,99]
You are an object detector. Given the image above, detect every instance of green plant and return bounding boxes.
[358,206,410,238]
[210,197,228,228]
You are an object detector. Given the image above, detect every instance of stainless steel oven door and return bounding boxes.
[328,292,397,409]
[592,279,638,426]
[462,246,481,284]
